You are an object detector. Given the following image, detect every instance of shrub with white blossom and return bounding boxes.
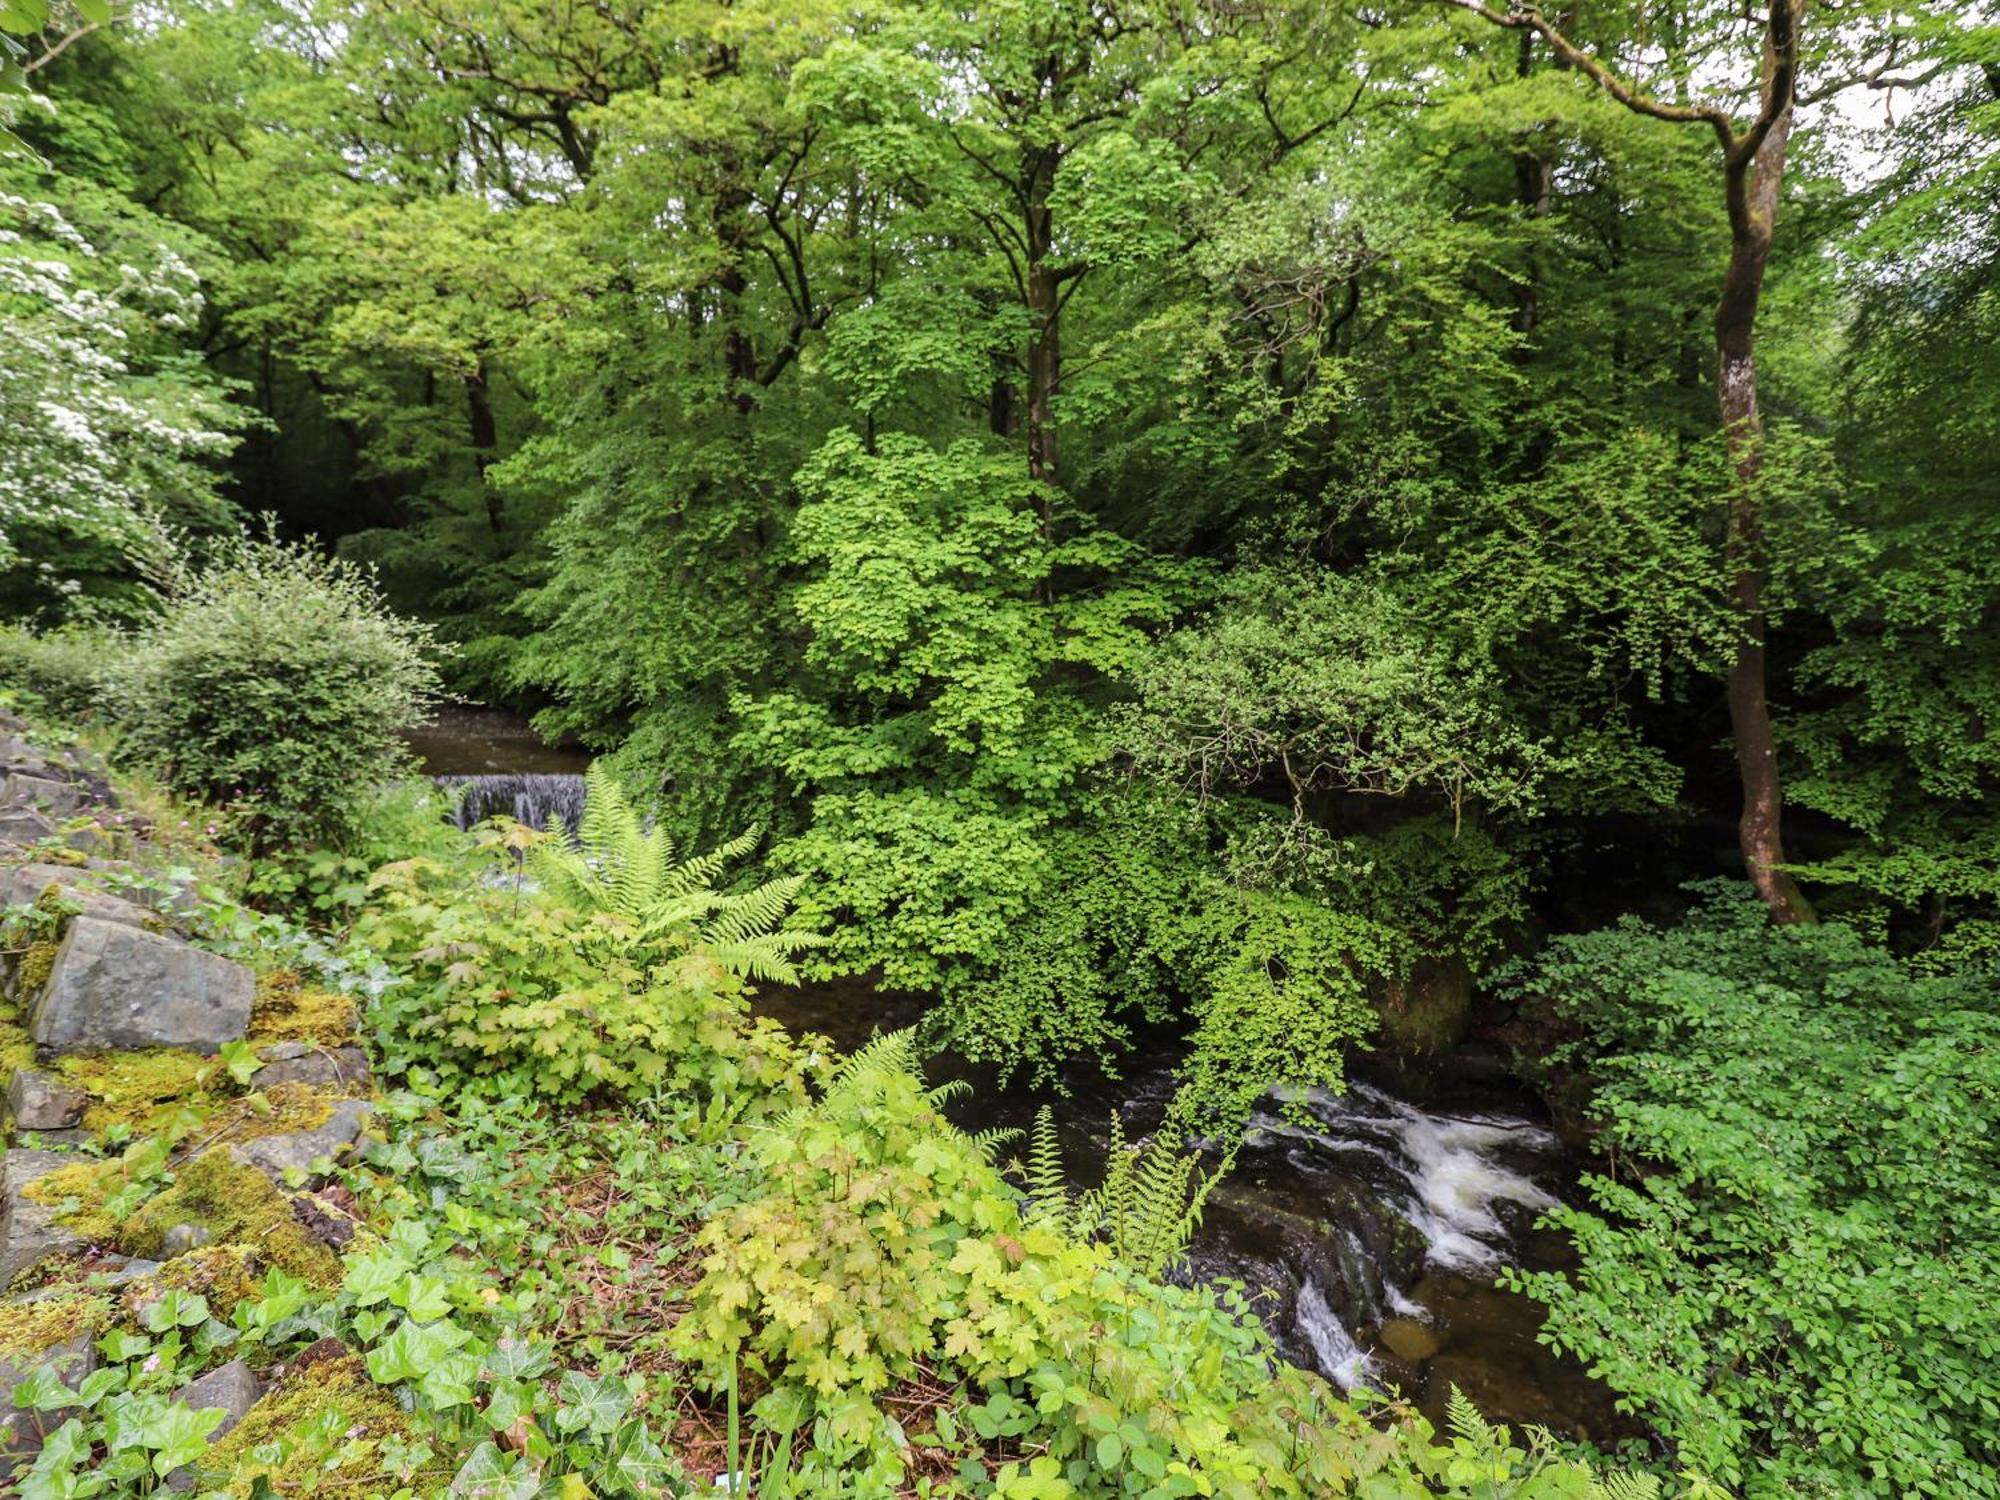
[0,182,246,619]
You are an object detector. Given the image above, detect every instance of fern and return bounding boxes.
[1026,1105,1233,1279]
[523,762,825,983]
[1025,1106,1069,1224]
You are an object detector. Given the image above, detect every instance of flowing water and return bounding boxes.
[411,710,1632,1440]
[406,708,591,831]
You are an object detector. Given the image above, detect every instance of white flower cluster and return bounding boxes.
[0,191,243,603]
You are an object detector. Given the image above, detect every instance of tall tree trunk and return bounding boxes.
[1716,69,1812,922]
[1023,146,1061,490]
[466,360,502,535]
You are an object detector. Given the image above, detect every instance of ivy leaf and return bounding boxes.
[448,1441,539,1500]
[416,1350,483,1409]
[218,1040,264,1087]
[341,1245,412,1308]
[18,1417,103,1500]
[389,1273,452,1323]
[554,1370,631,1435]
[366,1317,473,1386]
[148,1403,229,1475]
[142,1289,211,1333]
[482,1337,552,1381]
[10,1365,78,1412]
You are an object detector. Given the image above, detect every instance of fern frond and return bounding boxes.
[1445,1385,1491,1449]
[1026,1107,1068,1223]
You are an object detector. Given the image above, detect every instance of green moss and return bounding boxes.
[0,1006,34,1075]
[121,1150,340,1286]
[22,1159,126,1242]
[196,1354,429,1497]
[56,1047,216,1134]
[212,1081,336,1144]
[16,938,58,1001]
[0,1293,110,1357]
[250,969,358,1047]
[118,1245,260,1323]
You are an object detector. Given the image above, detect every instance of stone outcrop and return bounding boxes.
[0,806,54,848]
[254,1041,371,1090]
[231,1099,375,1183]
[173,1357,262,1441]
[28,916,253,1053]
[3,864,162,933]
[0,1151,87,1287]
[2,774,80,820]
[5,1069,86,1133]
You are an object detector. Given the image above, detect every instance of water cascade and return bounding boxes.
[436,773,587,833]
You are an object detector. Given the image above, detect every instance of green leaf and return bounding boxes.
[365,1317,473,1386]
[553,1370,631,1435]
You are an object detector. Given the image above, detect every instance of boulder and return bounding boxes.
[1,775,80,820]
[28,918,252,1053]
[2,864,160,932]
[161,1223,212,1258]
[171,1357,261,1441]
[1377,1315,1442,1363]
[254,1041,371,1090]
[230,1099,375,1183]
[5,1069,86,1132]
[0,1151,86,1287]
[0,1329,94,1478]
[0,808,54,849]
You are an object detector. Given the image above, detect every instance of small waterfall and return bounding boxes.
[1297,1278,1375,1391]
[437,773,588,834]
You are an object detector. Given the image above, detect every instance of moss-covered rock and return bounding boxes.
[193,1351,431,1497]
[1371,954,1474,1058]
[121,1150,340,1286]
[14,940,57,1003]
[250,970,358,1048]
[117,1244,260,1323]
[0,1292,110,1359]
[20,1159,125,1243]
[53,1047,215,1135]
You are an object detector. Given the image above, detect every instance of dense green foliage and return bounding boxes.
[1502,885,2000,1497]
[5,0,2000,1488]
[0,732,1712,1500]
[112,536,442,853]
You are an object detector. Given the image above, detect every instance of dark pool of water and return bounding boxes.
[405,707,591,777]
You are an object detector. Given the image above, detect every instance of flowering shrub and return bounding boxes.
[0,182,246,621]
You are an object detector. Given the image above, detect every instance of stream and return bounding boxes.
[411,722,1632,1442]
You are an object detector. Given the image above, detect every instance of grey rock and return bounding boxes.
[172,1357,260,1438]
[230,1099,375,1183]
[1,864,162,933]
[161,1223,212,1257]
[0,1330,94,1478]
[2,775,79,819]
[5,1069,85,1132]
[28,917,252,1053]
[60,823,115,858]
[0,808,53,848]
[254,1042,371,1090]
[0,1150,86,1288]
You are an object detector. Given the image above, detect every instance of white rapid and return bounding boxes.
[1297,1278,1375,1392]
[1261,1082,1560,1273]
